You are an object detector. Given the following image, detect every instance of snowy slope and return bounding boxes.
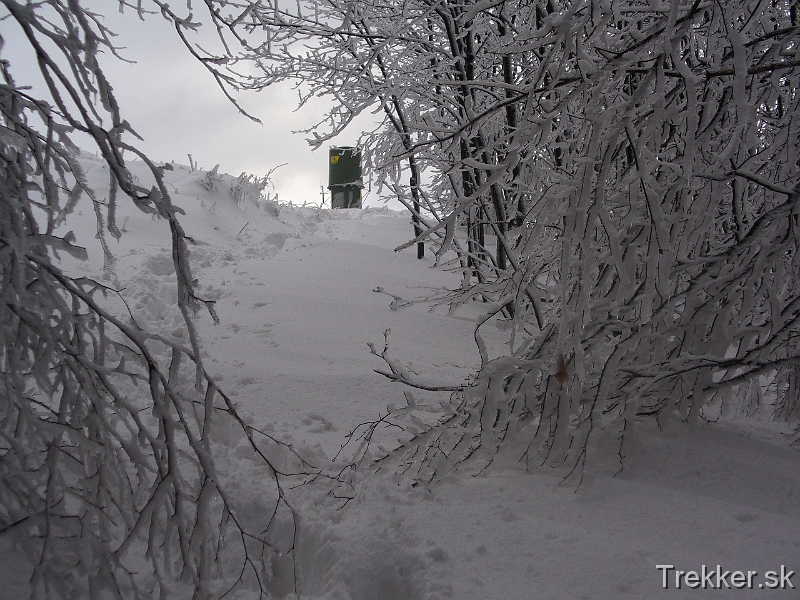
[3,155,799,599]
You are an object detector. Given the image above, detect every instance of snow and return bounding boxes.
[3,154,799,599]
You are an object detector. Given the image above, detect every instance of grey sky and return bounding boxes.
[2,2,387,208]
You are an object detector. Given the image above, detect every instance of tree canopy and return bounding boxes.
[0,1,311,597]
[216,0,800,478]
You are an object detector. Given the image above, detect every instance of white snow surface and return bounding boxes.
[3,154,799,599]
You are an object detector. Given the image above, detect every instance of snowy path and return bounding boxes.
[175,189,799,600]
[189,207,478,458]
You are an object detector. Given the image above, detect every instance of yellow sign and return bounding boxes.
[331,155,340,164]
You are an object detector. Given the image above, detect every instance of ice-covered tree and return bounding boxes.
[0,1,314,597]
[215,0,799,479]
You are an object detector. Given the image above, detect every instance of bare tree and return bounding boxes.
[0,1,320,597]
[211,0,800,481]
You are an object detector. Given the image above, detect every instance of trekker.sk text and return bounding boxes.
[656,564,795,590]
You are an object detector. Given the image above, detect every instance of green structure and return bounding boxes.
[328,146,363,209]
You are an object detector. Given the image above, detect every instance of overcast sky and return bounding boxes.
[2,2,388,208]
